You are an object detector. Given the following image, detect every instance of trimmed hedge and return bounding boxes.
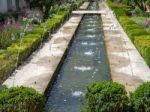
[134,36,150,66]
[107,0,150,67]
[0,87,45,112]
[118,16,150,42]
[131,82,150,112]
[84,82,150,112]
[0,0,83,84]
[85,82,130,112]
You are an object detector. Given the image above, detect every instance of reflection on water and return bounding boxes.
[45,2,110,112]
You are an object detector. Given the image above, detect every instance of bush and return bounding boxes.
[131,82,150,112]
[0,87,45,112]
[85,81,130,112]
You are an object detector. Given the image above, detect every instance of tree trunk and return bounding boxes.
[15,0,20,10]
[43,5,50,19]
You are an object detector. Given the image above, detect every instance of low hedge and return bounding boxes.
[0,87,45,112]
[106,0,131,17]
[131,82,150,112]
[84,82,150,112]
[107,0,150,67]
[134,36,150,66]
[0,0,83,84]
[85,82,130,112]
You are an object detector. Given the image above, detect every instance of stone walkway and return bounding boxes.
[100,2,150,92]
[3,2,90,94]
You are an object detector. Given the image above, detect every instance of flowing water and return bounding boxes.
[45,2,110,112]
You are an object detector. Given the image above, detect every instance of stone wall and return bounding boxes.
[0,0,8,13]
[0,0,27,13]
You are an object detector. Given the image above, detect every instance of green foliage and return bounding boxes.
[107,0,132,17]
[132,6,149,17]
[85,81,130,112]
[0,87,45,112]
[132,7,145,16]
[0,26,22,49]
[134,36,150,66]
[146,0,150,6]
[31,28,45,35]
[131,82,150,112]
[119,16,148,41]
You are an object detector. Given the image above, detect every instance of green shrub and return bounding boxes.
[0,87,45,112]
[131,82,150,112]
[85,81,130,112]
[107,0,131,17]
[0,60,15,84]
[118,16,135,27]
[126,28,149,42]
[30,28,45,37]
[134,36,150,66]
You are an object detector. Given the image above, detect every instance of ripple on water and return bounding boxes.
[74,66,92,72]
[89,42,97,45]
[81,42,88,45]
[86,24,96,27]
[87,28,95,32]
[84,51,94,56]
[72,91,84,97]
[87,35,95,38]
[81,42,97,46]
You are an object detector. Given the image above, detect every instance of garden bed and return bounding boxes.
[107,0,150,67]
[0,0,83,84]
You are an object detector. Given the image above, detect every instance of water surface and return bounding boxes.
[45,2,110,112]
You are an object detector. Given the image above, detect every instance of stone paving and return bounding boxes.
[3,2,90,94]
[100,2,150,92]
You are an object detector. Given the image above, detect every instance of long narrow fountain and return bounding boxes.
[45,2,111,112]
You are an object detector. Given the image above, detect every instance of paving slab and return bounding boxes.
[79,2,90,10]
[3,14,83,94]
[100,2,150,92]
[72,10,105,14]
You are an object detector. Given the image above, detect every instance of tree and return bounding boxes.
[15,0,20,10]
[26,0,56,19]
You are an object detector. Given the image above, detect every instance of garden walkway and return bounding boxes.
[100,1,150,92]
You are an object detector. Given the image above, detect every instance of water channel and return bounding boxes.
[45,2,111,112]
